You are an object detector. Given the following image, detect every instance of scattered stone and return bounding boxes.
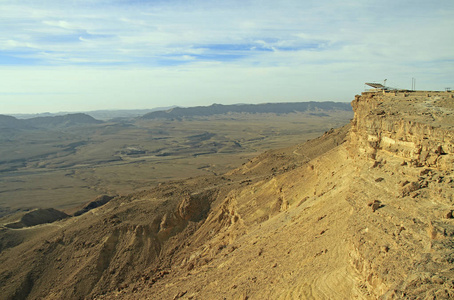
[419,179,429,188]
[431,276,444,285]
[400,180,410,187]
[444,210,453,219]
[187,262,194,271]
[401,182,421,197]
[368,200,382,212]
[173,290,187,299]
[419,169,431,176]
[314,249,328,257]
[428,223,438,239]
[317,215,327,221]
[410,192,420,198]
[241,294,249,300]
[375,177,385,182]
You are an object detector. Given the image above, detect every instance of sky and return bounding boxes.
[1,0,453,114]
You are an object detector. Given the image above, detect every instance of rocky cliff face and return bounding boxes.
[349,91,454,170]
[347,91,454,299]
[1,91,453,300]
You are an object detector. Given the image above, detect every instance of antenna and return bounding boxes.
[412,78,416,90]
[384,79,387,87]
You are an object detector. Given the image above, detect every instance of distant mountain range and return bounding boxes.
[0,114,32,129]
[11,106,178,121]
[0,113,101,129]
[141,102,352,120]
[2,102,352,129]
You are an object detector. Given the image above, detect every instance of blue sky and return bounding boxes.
[1,0,453,114]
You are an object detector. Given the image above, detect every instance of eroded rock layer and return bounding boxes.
[0,91,453,299]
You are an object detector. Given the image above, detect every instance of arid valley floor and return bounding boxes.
[0,102,351,215]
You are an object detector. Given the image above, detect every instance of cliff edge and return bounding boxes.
[0,91,453,299]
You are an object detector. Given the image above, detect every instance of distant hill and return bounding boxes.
[24,113,102,128]
[12,106,178,121]
[0,113,101,130]
[85,106,178,120]
[140,102,352,120]
[0,115,32,129]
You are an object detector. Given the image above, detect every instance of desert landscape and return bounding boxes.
[0,102,352,215]
[2,0,452,298]
[0,91,453,299]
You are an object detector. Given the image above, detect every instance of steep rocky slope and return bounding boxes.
[0,91,453,299]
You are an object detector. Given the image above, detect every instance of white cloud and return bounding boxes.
[42,20,78,30]
[0,0,453,113]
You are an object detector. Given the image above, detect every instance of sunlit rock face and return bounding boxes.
[349,91,454,171]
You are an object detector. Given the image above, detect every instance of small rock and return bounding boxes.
[419,168,431,176]
[410,192,419,198]
[419,180,429,188]
[432,276,444,285]
[401,182,420,196]
[187,262,194,271]
[317,215,327,221]
[369,200,382,212]
[173,290,187,299]
[399,180,410,187]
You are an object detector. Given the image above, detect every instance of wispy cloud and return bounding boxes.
[0,0,453,113]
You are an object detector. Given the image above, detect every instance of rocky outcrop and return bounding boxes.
[73,195,115,216]
[349,91,454,171]
[347,91,454,299]
[5,208,69,229]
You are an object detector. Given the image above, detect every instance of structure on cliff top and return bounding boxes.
[365,82,389,90]
[364,82,406,92]
[364,82,453,95]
